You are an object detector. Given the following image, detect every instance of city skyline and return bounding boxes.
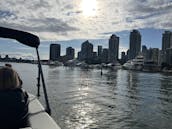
[47,29,171,65]
[0,28,167,60]
[1,29,172,66]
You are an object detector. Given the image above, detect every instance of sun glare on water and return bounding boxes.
[81,0,97,16]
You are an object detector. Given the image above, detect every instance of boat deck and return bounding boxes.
[20,94,61,129]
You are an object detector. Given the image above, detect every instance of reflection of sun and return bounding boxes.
[81,0,97,16]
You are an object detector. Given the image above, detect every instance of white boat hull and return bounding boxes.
[20,94,61,129]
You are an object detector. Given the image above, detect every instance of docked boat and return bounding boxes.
[0,26,61,129]
[76,61,92,69]
[107,62,122,69]
[123,60,134,70]
[123,55,144,70]
[48,60,63,66]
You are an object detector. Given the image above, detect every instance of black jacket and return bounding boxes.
[0,88,29,128]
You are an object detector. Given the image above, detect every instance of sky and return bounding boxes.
[0,0,172,59]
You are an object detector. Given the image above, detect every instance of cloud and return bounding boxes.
[0,10,15,18]
[0,0,172,40]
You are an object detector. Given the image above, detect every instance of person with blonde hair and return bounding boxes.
[0,66,22,90]
[0,64,29,129]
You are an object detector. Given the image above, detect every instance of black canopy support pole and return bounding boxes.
[37,66,41,97]
[36,48,51,115]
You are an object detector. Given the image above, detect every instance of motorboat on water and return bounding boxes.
[48,60,63,66]
[0,26,61,129]
[123,60,134,70]
[123,55,144,70]
[107,62,122,69]
[76,61,91,69]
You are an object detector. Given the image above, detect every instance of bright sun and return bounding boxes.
[81,0,97,16]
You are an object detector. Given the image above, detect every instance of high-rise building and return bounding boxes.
[147,48,153,61]
[152,48,160,64]
[146,48,160,64]
[121,51,127,64]
[129,30,141,59]
[162,31,172,52]
[98,45,102,57]
[77,51,82,60]
[101,48,109,63]
[126,49,130,60]
[49,44,61,61]
[93,52,97,59]
[162,31,172,63]
[108,34,119,62]
[142,45,147,54]
[66,47,75,60]
[142,45,148,60]
[166,48,172,65]
[79,40,93,61]
[121,52,125,59]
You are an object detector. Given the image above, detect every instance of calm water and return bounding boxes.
[1,63,172,129]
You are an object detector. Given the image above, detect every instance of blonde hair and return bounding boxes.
[0,66,22,90]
